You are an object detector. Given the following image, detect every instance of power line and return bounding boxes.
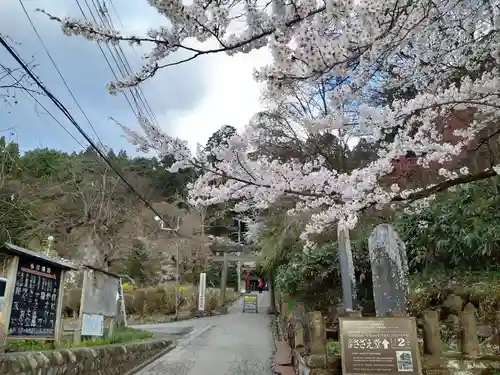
[0,35,181,233]
[18,0,106,151]
[97,0,159,126]
[2,51,88,149]
[91,0,159,126]
[75,0,159,127]
[74,0,141,120]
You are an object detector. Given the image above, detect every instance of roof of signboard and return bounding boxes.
[0,242,78,270]
[82,263,121,279]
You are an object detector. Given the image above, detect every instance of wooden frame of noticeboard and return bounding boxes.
[0,242,77,352]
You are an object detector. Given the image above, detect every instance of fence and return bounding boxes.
[276,301,498,375]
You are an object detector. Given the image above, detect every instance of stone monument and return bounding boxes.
[368,224,409,316]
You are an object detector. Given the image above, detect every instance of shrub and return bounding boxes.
[126,284,238,316]
[162,285,177,314]
[144,286,165,313]
[132,288,147,315]
[205,288,220,311]
[122,283,135,293]
[124,293,135,314]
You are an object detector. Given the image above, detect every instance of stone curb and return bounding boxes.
[123,342,176,375]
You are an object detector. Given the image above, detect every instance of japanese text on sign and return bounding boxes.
[9,257,62,338]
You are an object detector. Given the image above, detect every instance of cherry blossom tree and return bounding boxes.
[43,0,500,246]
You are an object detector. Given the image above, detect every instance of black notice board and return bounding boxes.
[9,256,62,338]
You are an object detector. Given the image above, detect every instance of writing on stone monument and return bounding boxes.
[368,224,408,317]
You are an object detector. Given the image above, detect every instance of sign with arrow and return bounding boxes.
[382,339,390,349]
[339,317,421,375]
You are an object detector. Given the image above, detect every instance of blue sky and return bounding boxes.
[1,0,270,156]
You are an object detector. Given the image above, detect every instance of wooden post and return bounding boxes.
[54,269,66,345]
[0,256,19,352]
[74,268,89,344]
[107,317,115,339]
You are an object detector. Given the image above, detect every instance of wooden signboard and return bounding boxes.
[0,242,77,351]
[242,294,258,313]
[339,317,422,375]
[8,257,62,338]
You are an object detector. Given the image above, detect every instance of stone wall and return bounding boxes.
[0,339,174,375]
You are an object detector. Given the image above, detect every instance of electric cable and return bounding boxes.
[0,35,182,233]
[74,0,141,120]
[18,0,106,151]
[91,0,159,126]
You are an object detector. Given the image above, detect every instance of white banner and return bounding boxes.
[198,272,206,311]
[82,313,104,336]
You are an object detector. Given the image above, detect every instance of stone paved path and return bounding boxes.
[134,292,274,375]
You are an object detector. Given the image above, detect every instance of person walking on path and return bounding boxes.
[258,279,264,293]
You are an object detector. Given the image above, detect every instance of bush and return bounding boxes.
[122,283,135,293]
[124,284,238,316]
[205,288,220,311]
[132,289,146,315]
[124,293,135,314]
[161,285,177,314]
[144,286,165,313]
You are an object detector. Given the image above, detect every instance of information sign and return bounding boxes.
[9,257,62,338]
[198,272,206,311]
[243,294,258,313]
[82,313,104,336]
[339,317,422,375]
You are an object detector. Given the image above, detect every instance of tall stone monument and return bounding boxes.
[368,224,409,316]
[337,224,357,310]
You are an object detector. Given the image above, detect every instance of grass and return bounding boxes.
[326,340,341,356]
[6,326,153,353]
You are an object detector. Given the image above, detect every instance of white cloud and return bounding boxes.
[1,0,273,153]
[162,46,272,150]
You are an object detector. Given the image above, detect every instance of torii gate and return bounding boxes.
[210,242,274,312]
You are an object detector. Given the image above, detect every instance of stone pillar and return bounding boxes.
[267,271,276,314]
[459,303,480,358]
[219,252,228,308]
[291,302,306,348]
[422,310,442,356]
[307,311,327,366]
[337,225,357,310]
[368,224,409,317]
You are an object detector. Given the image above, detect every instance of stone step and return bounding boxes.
[275,340,293,365]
